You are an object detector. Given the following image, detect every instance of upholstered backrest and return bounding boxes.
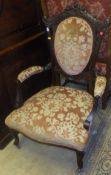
[54,16,93,75]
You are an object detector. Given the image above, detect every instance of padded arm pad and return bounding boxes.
[84,76,106,130]
[17,66,44,83]
[84,76,107,130]
[94,75,107,97]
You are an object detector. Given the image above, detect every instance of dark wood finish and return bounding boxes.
[101,26,111,109]
[0,0,51,149]
[76,151,85,170]
[10,129,20,148]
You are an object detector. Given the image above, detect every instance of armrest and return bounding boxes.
[84,96,99,130]
[15,63,52,108]
[84,75,107,130]
[94,75,107,97]
[17,63,52,83]
[17,66,44,83]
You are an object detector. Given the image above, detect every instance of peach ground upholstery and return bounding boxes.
[94,76,107,97]
[17,66,44,83]
[5,86,93,151]
[54,17,93,75]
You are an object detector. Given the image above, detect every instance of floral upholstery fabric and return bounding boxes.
[17,66,44,83]
[54,17,93,75]
[94,76,107,97]
[5,86,93,151]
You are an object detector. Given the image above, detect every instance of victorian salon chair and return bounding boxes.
[5,4,109,171]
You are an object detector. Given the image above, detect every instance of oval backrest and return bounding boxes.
[54,16,93,75]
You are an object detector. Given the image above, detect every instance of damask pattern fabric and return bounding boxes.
[5,86,93,151]
[17,66,44,83]
[94,76,107,97]
[54,17,93,75]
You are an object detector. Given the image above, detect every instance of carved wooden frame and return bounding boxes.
[44,4,110,93]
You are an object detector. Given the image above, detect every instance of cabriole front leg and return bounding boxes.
[10,129,20,148]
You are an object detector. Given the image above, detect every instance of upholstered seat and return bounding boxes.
[5,86,93,151]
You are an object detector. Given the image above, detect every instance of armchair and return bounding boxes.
[5,5,109,171]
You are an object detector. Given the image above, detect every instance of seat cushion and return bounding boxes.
[5,86,93,151]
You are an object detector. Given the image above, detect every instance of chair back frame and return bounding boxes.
[44,4,110,88]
